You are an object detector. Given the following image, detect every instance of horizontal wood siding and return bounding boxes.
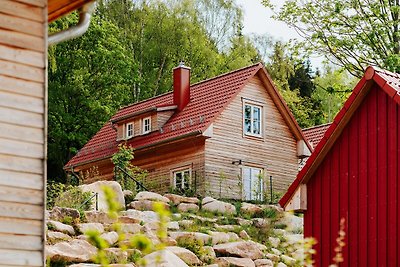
[204,75,299,199]
[0,1,46,266]
[305,85,399,266]
[78,138,206,195]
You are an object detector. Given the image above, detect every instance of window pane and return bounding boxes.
[175,173,183,188]
[253,107,260,121]
[245,118,251,133]
[244,105,251,119]
[183,171,190,189]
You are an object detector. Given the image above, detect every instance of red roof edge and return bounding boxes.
[279,67,371,208]
[280,66,400,209]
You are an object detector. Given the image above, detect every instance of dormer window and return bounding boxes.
[126,123,134,139]
[143,117,151,134]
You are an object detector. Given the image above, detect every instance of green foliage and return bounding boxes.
[46,181,70,209]
[54,186,92,212]
[111,144,148,193]
[263,0,400,76]
[176,235,204,255]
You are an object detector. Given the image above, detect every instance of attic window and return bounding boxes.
[143,117,151,134]
[126,123,134,139]
[243,102,263,137]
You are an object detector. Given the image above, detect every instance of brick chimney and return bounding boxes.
[173,62,191,111]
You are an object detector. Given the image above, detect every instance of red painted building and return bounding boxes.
[280,66,400,266]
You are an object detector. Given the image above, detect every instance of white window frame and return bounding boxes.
[126,122,134,139]
[242,166,264,201]
[243,102,263,138]
[172,168,192,190]
[142,117,151,134]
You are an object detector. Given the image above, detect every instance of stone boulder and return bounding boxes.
[239,230,250,240]
[129,200,169,211]
[79,181,125,211]
[140,250,189,267]
[208,231,231,245]
[77,223,104,234]
[122,209,160,223]
[47,231,71,243]
[165,246,202,265]
[169,232,212,245]
[69,264,135,267]
[50,206,80,221]
[134,191,170,203]
[213,241,264,260]
[199,246,216,264]
[85,211,117,224]
[104,248,128,263]
[47,220,75,235]
[215,257,255,267]
[100,231,119,246]
[177,203,199,213]
[240,203,263,216]
[254,259,274,267]
[279,213,303,233]
[164,194,199,205]
[119,223,142,234]
[201,197,236,215]
[46,239,97,262]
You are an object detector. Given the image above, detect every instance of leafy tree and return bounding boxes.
[263,0,400,76]
[48,13,137,181]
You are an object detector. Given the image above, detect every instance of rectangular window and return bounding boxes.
[173,169,191,191]
[243,103,262,137]
[242,166,264,201]
[143,117,151,134]
[126,123,134,139]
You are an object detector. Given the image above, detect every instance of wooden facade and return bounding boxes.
[280,67,400,266]
[0,0,47,265]
[204,76,299,198]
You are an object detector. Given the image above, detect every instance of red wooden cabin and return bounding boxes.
[280,66,400,266]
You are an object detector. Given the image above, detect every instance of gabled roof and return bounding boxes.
[65,63,311,169]
[280,66,400,209]
[303,123,332,148]
[49,0,95,22]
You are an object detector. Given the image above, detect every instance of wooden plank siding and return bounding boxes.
[0,0,46,266]
[304,85,400,266]
[204,75,299,199]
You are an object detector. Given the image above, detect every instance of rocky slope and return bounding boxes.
[46,182,305,267]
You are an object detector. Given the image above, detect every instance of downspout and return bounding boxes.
[48,2,96,45]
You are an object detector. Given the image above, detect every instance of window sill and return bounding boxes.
[243,133,264,141]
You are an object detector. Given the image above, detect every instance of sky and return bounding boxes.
[236,0,324,69]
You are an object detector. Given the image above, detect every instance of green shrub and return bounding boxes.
[176,235,204,255]
[46,181,70,210]
[54,186,92,212]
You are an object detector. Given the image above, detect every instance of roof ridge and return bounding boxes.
[302,122,332,131]
[371,65,400,79]
[190,62,263,88]
[117,91,173,113]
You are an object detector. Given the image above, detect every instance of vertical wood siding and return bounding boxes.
[204,75,299,199]
[0,0,46,265]
[305,85,399,266]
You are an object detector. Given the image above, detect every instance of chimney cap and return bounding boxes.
[174,61,191,70]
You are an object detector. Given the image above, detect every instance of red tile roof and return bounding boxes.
[279,66,400,209]
[65,63,263,168]
[303,123,332,149]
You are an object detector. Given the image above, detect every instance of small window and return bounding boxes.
[243,103,262,137]
[143,117,151,134]
[173,169,191,191]
[126,123,134,139]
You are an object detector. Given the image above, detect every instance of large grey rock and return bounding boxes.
[201,197,236,215]
[279,213,303,233]
[104,248,128,263]
[79,181,125,211]
[269,237,280,248]
[165,246,202,265]
[239,230,250,240]
[85,211,117,224]
[100,231,119,246]
[169,232,212,245]
[129,200,169,211]
[119,223,142,234]
[254,259,274,267]
[47,220,75,235]
[122,209,160,223]
[140,250,189,267]
[135,191,170,203]
[47,231,71,243]
[213,241,264,260]
[50,206,80,221]
[164,194,199,205]
[215,257,255,267]
[199,246,216,264]
[177,203,199,213]
[281,255,296,266]
[240,203,263,216]
[208,231,231,245]
[77,223,104,234]
[46,239,97,262]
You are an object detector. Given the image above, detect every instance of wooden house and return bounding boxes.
[66,63,312,200]
[0,0,93,265]
[280,66,400,266]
